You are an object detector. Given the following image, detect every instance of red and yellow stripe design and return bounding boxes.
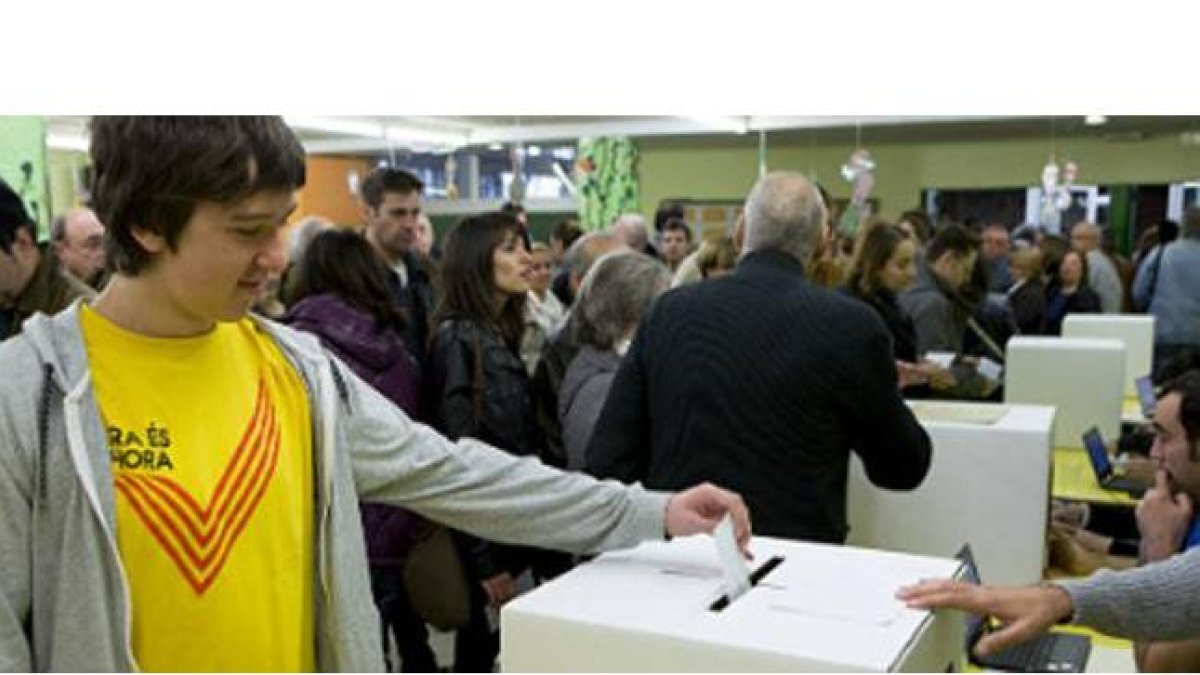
[114,379,281,595]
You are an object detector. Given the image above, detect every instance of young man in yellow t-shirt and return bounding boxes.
[0,116,751,672]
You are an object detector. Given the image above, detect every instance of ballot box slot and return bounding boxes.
[707,555,784,612]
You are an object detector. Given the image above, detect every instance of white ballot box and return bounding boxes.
[1005,336,1125,448]
[501,535,964,672]
[1063,314,1155,398]
[848,401,1054,586]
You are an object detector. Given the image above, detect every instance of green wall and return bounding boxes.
[639,132,1200,223]
[0,116,50,238]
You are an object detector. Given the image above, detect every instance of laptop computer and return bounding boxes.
[1082,426,1146,498]
[955,545,1091,673]
[1136,374,1157,419]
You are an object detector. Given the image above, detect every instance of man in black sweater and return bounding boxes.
[587,172,931,544]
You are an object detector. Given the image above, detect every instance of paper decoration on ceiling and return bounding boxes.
[837,148,875,238]
[1039,156,1078,235]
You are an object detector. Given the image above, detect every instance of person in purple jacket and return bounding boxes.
[284,227,435,672]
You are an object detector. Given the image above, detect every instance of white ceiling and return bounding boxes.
[44,115,1028,155]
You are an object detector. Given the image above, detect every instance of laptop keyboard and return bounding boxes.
[985,634,1089,672]
[991,636,1052,670]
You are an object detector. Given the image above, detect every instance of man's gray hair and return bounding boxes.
[741,172,826,263]
[611,213,649,250]
[572,250,670,350]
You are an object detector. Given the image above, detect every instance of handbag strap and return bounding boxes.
[1142,243,1168,309]
[966,316,1005,364]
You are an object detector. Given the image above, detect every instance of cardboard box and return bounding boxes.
[1005,336,1125,448]
[849,401,1055,586]
[501,535,964,672]
[1063,315,1154,399]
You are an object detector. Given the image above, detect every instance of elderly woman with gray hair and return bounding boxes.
[558,251,672,470]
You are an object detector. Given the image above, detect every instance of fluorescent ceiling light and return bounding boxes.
[526,145,542,157]
[285,116,385,137]
[47,132,90,152]
[684,116,749,134]
[384,126,469,148]
[1085,115,1107,126]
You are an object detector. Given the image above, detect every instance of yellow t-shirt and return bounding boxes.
[81,305,315,672]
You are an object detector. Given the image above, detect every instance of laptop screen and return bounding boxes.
[1082,426,1113,479]
[1136,375,1156,417]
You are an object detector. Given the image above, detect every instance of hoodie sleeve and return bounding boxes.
[337,358,670,555]
[0,340,37,672]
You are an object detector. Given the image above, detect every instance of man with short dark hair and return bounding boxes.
[51,207,107,289]
[588,172,931,544]
[981,222,1012,293]
[359,167,437,362]
[0,117,751,672]
[1,179,94,338]
[900,223,995,399]
[660,217,693,273]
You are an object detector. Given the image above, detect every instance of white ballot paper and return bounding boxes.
[977,356,1003,382]
[714,513,751,602]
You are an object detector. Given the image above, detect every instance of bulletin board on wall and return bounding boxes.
[0,116,50,239]
[665,199,742,242]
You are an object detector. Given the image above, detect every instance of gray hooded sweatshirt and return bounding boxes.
[0,302,670,672]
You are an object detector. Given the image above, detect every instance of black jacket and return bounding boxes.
[1008,278,1047,335]
[427,317,542,579]
[387,250,438,364]
[843,286,919,363]
[586,249,931,544]
[1045,285,1102,336]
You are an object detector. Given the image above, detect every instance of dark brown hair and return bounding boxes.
[1163,370,1200,458]
[359,167,424,210]
[291,228,406,331]
[1060,249,1091,289]
[848,223,911,297]
[89,116,306,275]
[662,217,693,242]
[435,212,527,349]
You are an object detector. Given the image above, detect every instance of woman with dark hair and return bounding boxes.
[846,223,920,363]
[845,222,949,390]
[283,228,435,672]
[427,211,551,672]
[1045,248,1102,335]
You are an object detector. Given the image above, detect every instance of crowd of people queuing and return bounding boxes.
[3,115,1200,672]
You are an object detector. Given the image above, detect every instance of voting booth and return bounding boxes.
[501,535,964,672]
[1062,315,1154,399]
[1005,336,1125,448]
[848,401,1055,586]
